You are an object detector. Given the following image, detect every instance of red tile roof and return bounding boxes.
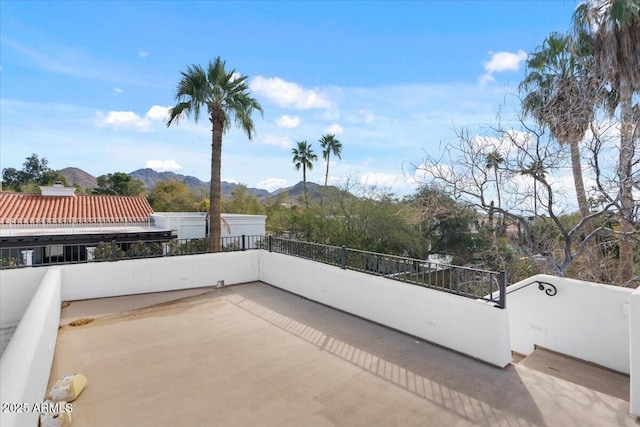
[0,193,154,224]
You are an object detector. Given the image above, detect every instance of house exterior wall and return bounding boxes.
[150,212,206,240]
[221,214,266,239]
[149,213,266,241]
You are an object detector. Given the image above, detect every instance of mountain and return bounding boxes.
[56,166,344,202]
[268,181,349,205]
[128,168,269,198]
[59,167,98,190]
[129,168,208,192]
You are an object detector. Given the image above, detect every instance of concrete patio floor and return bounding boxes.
[49,282,637,426]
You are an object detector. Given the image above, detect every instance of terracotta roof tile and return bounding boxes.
[0,193,154,224]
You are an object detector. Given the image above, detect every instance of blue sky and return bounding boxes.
[1,0,580,194]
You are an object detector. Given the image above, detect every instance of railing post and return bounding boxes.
[242,234,246,251]
[268,235,272,252]
[111,240,117,261]
[341,245,347,269]
[499,270,507,308]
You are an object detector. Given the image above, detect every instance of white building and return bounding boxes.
[150,212,266,243]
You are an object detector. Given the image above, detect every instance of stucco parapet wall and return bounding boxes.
[259,251,512,368]
[1,268,61,427]
[506,273,635,297]
[507,273,633,374]
[629,287,640,416]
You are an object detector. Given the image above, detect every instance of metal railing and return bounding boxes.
[0,235,265,269]
[1,234,506,307]
[267,236,507,308]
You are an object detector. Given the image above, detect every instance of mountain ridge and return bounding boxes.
[58,167,338,202]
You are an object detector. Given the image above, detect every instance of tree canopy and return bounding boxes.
[166,57,263,252]
[93,172,145,196]
[1,154,67,192]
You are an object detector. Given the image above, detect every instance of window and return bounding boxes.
[45,245,64,258]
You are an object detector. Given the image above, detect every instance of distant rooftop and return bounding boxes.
[51,282,635,426]
[0,192,153,225]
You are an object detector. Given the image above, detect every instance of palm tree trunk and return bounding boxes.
[321,157,330,210]
[569,139,594,244]
[303,165,308,207]
[324,157,330,187]
[618,78,635,284]
[210,118,223,253]
[494,168,501,227]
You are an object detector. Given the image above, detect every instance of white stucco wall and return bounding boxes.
[0,268,48,327]
[221,214,266,239]
[507,274,632,374]
[59,251,260,301]
[0,268,61,427]
[630,287,640,416]
[150,212,207,239]
[150,212,266,241]
[260,251,512,367]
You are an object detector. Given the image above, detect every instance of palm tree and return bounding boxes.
[520,32,595,227]
[574,0,639,283]
[166,57,263,252]
[319,134,343,187]
[485,150,504,227]
[292,141,317,206]
[319,133,342,208]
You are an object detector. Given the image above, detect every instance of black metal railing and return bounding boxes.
[1,234,506,307]
[267,236,507,307]
[506,279,557,297]
[0,235,265,269]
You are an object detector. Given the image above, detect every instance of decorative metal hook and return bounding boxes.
[537,281,557,296]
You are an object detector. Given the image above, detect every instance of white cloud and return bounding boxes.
[257,178,288,192]
[484,50,528,73]
[276,115,300,128]
[250,76,332,110]
[114,87,123,94]
[139,50,149,58]
[96,111,148,130]
[324,123,344,135]
[146,105,170,121]
[479,49,528,86]
[146,159,182,171]
[96,105,170,130]
[360,172,398,187]
[259,134,292,149]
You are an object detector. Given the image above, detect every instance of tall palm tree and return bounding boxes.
[319,133,342,209]
[574,0,640,283]
[166,57,263,252]
[520,32,595,227]
[319,134,343,187]
[485,150,504,226]
[292,141,317,206]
